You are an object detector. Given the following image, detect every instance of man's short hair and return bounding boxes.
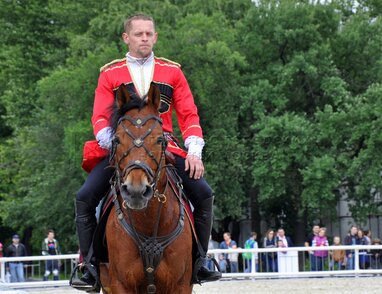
[47,229,54,235]
[124,13,155,33]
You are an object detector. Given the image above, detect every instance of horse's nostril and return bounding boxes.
[121,184,128,193]
[143,185,153,198]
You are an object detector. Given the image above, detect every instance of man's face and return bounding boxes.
[351,227,358,235]
[278,229,285,237]
[313,225,320,235]
[12,237,19,244]
[48,232,54,240]
[223,233,230,242]
[122,19,158,58]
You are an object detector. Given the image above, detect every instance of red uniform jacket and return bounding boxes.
[82,57,203,172]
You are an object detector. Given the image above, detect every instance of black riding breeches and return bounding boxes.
[172,155,213,208]
[76,157,115,212]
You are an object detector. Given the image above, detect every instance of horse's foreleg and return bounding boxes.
[99,263,111,294]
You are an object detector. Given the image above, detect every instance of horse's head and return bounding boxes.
[111,83,167,210]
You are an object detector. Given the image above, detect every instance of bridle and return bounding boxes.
[110,113,167,195]
[109,111,186,294]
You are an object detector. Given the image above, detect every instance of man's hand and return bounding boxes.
[185,155,204,179]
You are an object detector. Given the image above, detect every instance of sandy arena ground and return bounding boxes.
[1,277,382,294]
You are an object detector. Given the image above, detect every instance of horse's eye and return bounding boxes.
[113,136,120,145]
[157,136,167,147]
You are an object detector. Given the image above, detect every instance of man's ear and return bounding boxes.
[122,32,129,46]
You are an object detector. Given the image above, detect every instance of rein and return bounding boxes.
[110,112,185,294]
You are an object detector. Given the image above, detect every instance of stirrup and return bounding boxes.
[70,263,100,293]
[192,256,222,284]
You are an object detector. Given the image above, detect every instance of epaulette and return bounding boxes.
[155,57,181,68]
[100,58,126,72]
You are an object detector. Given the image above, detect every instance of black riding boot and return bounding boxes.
[193,197,222,283]
[70,200,100,292]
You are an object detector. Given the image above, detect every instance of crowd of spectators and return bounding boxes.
[208,224,382,273]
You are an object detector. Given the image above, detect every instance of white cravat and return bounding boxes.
[126,52,154,97]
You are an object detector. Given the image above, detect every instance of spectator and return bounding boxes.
[5,234,26,282]
[305,225,320,247]
[344,225,359,270]
[42,229,61,281]
[263,229,277,272]
[357,229,369,269]
[219,232,238,273]
[305,225,320,271]
[276,228,293,248]
[205,235,219,271]
[277,239,287,254]
[370,238,382,269]
[312,228,329,271]
[330,236,345,270]
[364,230,372,245]
[243,232,259,273]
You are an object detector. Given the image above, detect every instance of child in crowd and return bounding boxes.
[330,236,345,270]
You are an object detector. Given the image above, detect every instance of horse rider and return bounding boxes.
[71,13,222,290]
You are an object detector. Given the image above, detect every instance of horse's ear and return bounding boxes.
[147,82,161,111]
[115,84,131,109]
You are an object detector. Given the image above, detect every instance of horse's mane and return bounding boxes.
[110,93,148,132]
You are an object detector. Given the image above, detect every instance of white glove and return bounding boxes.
[184,136,205,159]
[96,127,113,150]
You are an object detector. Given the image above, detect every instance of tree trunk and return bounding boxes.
[250,187,262,240]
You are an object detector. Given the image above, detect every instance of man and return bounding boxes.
[5,234,26,282]
[305,224,320,271]
[276,228,293,248]
[71,13,221,291]
[344,225,359,270]
[305,225,320,248]
[41,229,61,281]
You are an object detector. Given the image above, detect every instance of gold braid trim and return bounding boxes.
[99,58,126,72]
[155,56,181,68]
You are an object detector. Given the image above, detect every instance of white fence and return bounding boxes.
[0,254,78,288]
[209,245,382,278]
[1,245,382,288]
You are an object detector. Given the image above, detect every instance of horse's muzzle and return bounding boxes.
[120,183,153,210]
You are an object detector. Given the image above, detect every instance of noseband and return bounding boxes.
[110,113,167,191]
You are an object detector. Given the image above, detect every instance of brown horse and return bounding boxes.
[100,83,193,293]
